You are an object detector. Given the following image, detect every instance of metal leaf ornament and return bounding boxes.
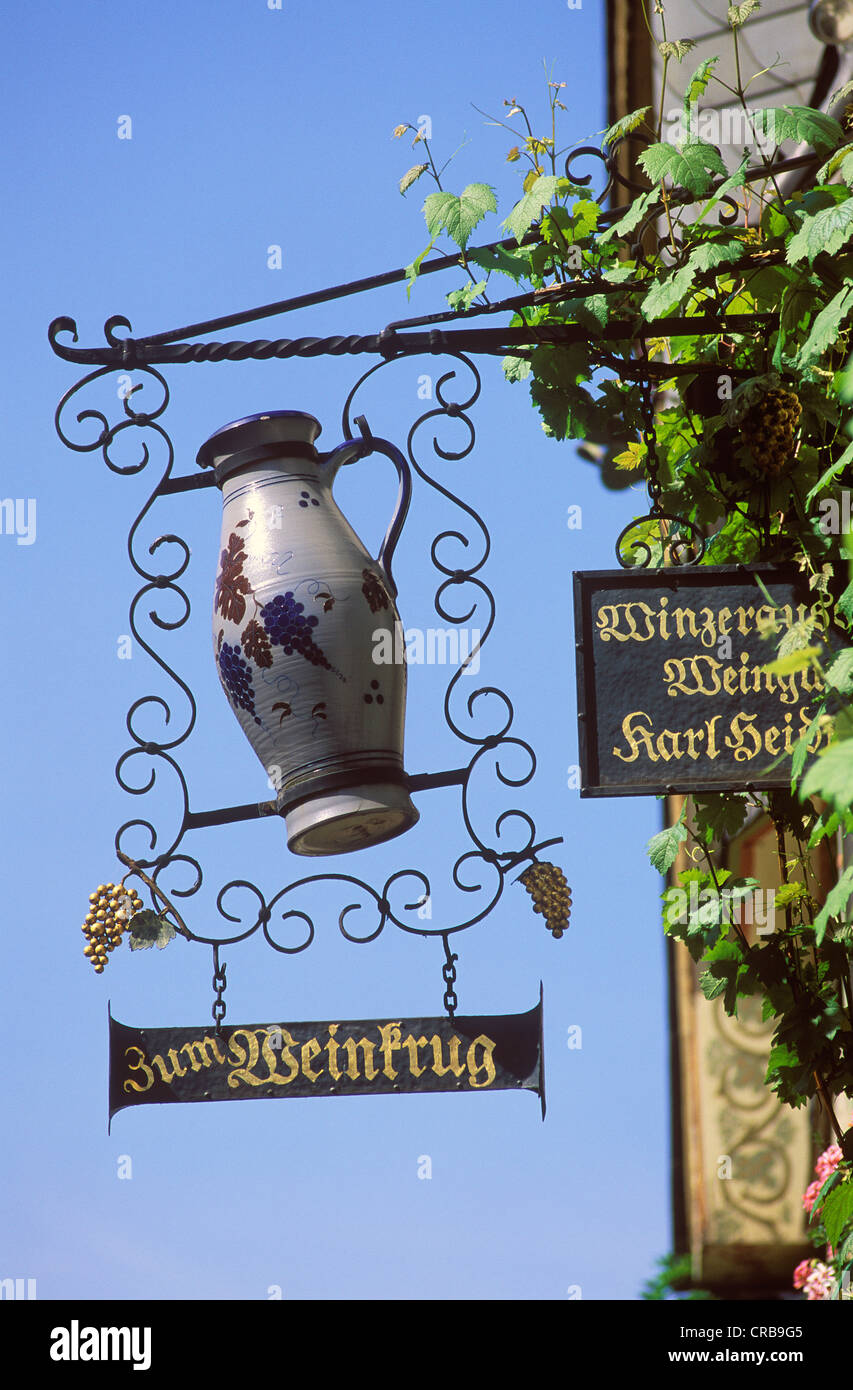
[127,909,177,951]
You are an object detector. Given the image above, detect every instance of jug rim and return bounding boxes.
[196,410,323,473]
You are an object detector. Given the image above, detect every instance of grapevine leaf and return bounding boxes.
[802,740,853,814]
[602,106,653,147]
[612,440,646,471]
[786,197,853,266]
[763,646,821,675]
[446,279,487,311]
[808,810,842,848]
[693,794,748,843]
[399,163,428,195]
[647,820,688,875]
[404,238,437,297]
[423,183,497,250]
[694,153,749,226]
[638,140,726,196]
[825,649,853,694]
[684,56,719,106]
[812,865,853,944]
[641,263,697,319]
[502,354,532,383]
[565,294,610,334]
[805,437,853,505]
[836,580,853,624]
[774,882,808,909]
[568,199,601,241]
[728,0,761,26]
[822,1178,853,1249]
[658,39,697,62]
[752,106,845,154]
[817,142,853,184]
[777,618,816,658]
[774,277,817,369]
[640,240,744,321]
[128,910,177,952]
[689,240,746,274]
[599,188,658,244]
[791,709,825,785]
[800,285,853,366]
[467,244,533,281]
[699,964,731,1001]
[502,175,571,243]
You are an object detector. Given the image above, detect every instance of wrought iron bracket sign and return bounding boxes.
[49,249,574,1089]
[108,991,545,1124]
[573,564,834,797]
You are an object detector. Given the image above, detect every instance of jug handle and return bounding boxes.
[323,416,412,598]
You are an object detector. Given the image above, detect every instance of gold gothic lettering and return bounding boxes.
[119,1024,504,1094]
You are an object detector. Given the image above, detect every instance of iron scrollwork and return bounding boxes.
[52,326,564,1022]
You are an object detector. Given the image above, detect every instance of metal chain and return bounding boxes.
[639,341,663,515]
[441,939,459,1018]
[212,944,227,1036]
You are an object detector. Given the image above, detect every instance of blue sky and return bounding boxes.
[0,0,669,1300]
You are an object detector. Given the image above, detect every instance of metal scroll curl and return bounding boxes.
[615,510,707,570]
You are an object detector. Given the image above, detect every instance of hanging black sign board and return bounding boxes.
[573,563,831,797]
[108,991,545,1125]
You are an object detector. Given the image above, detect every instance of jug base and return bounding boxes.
[285,782,420,856]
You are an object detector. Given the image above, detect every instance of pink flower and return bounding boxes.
[803,1179,822,1214]
[815,1144,843,1183]
[803,1261,835,1300]
[793,1259,814,1291]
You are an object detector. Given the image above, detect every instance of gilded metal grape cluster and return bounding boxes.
[81,882,142,973]
[741,388,801,477]
[519,862,572,938]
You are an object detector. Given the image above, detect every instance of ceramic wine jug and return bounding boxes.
[197,410,419,856]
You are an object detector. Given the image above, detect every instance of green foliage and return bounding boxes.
[728,0,761,26]
[399,164,428,195]
[751,106,845,154]
[602,106,653,148]
[641,1252,715,1300]
[423,184,497,250]
[648,804,687,874]
[786,198,853,266]
[684,57,719,106]
[822,1179,853,1249]
[638,140,727,196]
[801,740,853,815]
[502,174,574,243]
[398,23,853,1132]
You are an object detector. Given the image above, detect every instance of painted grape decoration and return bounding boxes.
[218,641,262,725]
[260,591,334,671]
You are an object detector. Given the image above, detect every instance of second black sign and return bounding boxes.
[573,564,833,797]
